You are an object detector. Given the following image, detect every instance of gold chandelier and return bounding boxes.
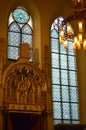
[59,0,86,50]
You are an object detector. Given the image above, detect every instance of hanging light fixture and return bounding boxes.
[59,0,86,50]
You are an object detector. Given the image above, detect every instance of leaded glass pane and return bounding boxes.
[68,41,75,55]
[51,38,59,53]
[8,7,33,61]
[60,54,67,69]
[22,24,32,34]
[70,87,78,102]
[8,46,19,60]
[61,70,68,85]
[68,56,76,70]
[72,121,80,124]
[8,32,20,46]
[63,103,70,119]
[22,34,32,45]
[54,120,61,125]
[53,102,61,119]
[62,86,69,102]
[63,120,71,124]
[51,17,79,124]
[71,103,79,120]
[13,8,29,24]
[60,44,67,54]
[51,29,58,38]
[51,53,59,68]
[52,68,60,84]
[9,22,20,32]
[52,85,61,101]
[69,71,77,86]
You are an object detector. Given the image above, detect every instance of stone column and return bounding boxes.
[42,46,54,130]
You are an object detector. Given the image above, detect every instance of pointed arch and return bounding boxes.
[8,6,33,61]
[51,16,80,124]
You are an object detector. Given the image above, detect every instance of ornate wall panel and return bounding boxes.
[2,59,47,114]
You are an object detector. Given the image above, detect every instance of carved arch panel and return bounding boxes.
[2,61,47,112]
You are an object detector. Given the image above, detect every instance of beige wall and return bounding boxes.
[0,0,86,124]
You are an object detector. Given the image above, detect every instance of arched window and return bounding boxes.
[8,7,33,61]
[51,17,80,124]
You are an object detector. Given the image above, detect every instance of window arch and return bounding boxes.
[8,6,33,61]
[51,17,80,124]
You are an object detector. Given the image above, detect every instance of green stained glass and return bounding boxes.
[13,8,29,24]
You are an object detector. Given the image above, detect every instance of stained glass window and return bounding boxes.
[51,17,80,124]
[8,7,33,61]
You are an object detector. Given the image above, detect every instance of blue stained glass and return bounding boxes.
[69,71,77,86]
[13,8,29,23]
[70,87,78,102]
[53,102,61,119]
[63,103,70,119]
[61,70,68,85]
[52,68,60,84]
[51,38,59,53]
[51,53,59,68]
[9,22,20,32]
[68,56,76,70]
[71,103,79,120]
[51,16,79,124]
[8,32,20,46]
[68,41,75,55]
[52,85,61,101]
[22,24,32,46]
[60,55,67,69]
[22,34,32,45]
[60,44,67,54]
[8,46,19,59]
[62,86,69,102]
[51,29,58,38]
[22,24,32,34]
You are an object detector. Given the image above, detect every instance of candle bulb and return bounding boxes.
[67,23,71,35]
[78,21,83,33]
[74,36,78,43]
[78,33,82,44]
[59,36,63,44]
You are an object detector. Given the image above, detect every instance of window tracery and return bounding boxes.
[8,6,33,61]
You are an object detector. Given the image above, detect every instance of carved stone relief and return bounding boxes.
[2,61,47,112]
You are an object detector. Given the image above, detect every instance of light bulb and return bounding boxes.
[74,36,78,43]
[78,21,83,33]
[67,23,71,35]
[59,36,63,44]
[78,33,82,44]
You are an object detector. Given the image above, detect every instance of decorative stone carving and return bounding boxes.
[2,60,47,113]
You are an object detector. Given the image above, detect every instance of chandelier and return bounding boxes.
[59,0,86,50]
